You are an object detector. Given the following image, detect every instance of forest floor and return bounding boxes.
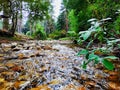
[0,40,120,90]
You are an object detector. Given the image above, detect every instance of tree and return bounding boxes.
[68,9,78,32]
[56,11,66,31]
[0,0,52,36]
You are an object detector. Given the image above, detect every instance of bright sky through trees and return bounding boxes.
[52,0,62,21]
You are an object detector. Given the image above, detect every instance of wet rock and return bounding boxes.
[11,42,17,48]
[1,44,11,48]
[4,56,18,60]
[12,48,21,51]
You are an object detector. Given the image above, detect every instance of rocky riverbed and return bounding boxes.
[0,40,120,90]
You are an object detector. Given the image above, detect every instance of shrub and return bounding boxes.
[33,23,47,40]
[48,30,67,39]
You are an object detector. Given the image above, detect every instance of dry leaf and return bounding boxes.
[0,54,4,57]
[77,87,86,90]
[49,79,61,85]
[14,81,26,88]
[30,85,51,90]
[5,63,16,68]
[85,81,96,86]
[0,78,5,83]
[12,66,24,72]
[108,82,120,90]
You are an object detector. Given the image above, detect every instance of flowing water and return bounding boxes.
[0,40,120,90]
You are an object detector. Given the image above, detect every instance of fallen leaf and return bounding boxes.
[0,57,4,61]
[108,75,118,81]
[108,71,118,76]
[77,86,86,90]
[42,45,52,50]
[0,78,5,83]
[108,82,120,90]
[14,81,26,89]
[18,53,29,59]
[85,81,96,86]
[0,67,8,72]
[12,66,24,72]
[0,54,4,57]
[30,85,51,90]
[49,79,61,85]
[5,63,16,68]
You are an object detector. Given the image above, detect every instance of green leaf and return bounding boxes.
[102,59,114,70]
[104,56,118,59]
[82,31,91,40]
[81,61,87,69]
[88,53,100,60]
[77,49,88,56]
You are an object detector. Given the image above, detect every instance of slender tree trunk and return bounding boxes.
[10,12,18,36]
[3,2,9,30]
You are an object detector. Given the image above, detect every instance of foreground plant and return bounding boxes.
[77,49,118,70]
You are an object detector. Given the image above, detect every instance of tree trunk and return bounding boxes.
[10,12,18,36]
[3,2,9,30]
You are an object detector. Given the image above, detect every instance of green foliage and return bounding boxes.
[78,18,111,47]
[56,11,66,30]
[26,31,31,36]
[68,10,78,32]
[113,15,120,34]
[33,23,47,40]
[49,30,66,39]
[0,20,2,29]
[77,49,118,70]
[67,31,79,41]
[28,0,51,21]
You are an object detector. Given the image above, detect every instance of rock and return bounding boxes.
[1,44,11,48]
[11,43,17,48]
[11,42,17,46]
